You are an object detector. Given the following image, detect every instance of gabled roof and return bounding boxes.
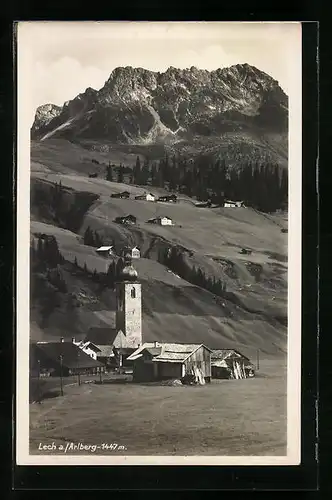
[127,343,162,361]
[76,340,101,352]
[95,345,115,358]
[32,342,104,369]
[86,327,118,346]
[127,342,212,363]
[96,246,114,252]
[211,349,250,361]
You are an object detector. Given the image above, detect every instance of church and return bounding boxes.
[85,259,143,369]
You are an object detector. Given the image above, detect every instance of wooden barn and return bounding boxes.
[114,214,137,225]
[211,349,255,379]
[127,342,212,383]
[135,192,156,202]
[96,245,115,257]
[157,194,177,203]
[147,216,173,226]
[111,191,130,199]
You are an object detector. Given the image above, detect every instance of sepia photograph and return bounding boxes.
[16,21,302,465]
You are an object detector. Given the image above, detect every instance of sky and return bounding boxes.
[17,21,302,126]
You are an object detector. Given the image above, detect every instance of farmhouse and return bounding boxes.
[96,245,115,257]
[114,214,137,225]
[157,194,177,203]
[111,191,130,199]
[130,246,141,259]
[72,338,100,360]
[127,342,212,383]
[135,192,156,202]
[223,200,244,208]
[121,245,140,261]
[211,349,255,379]
[147,216,173,226]
[30,339,105,377]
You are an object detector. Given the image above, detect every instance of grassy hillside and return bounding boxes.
[30,140,288,357]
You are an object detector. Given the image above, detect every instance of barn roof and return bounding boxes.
[96,246,114,252]
[32,342,104,369]
[127,342,212,363]
[211,349,250,361]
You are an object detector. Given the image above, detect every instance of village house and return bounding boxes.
[96,245,115,257]
[223,200,245,208]
[127,342,212,383]
[114,214,137,225]
[72,338,100,360]
[135,192,156,202]
[85,327,138,370]
[121,245,140,261]
[211,349,255,379]
[111,191,130,199]
[30,339,105,377]
[157,194,177,203]
[147,216,173,226]
[130,246,141,259]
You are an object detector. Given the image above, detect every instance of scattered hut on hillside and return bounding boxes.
[96,245,115,257]
[147,216,173,226]
[211,349,255,379]
[223,200,245,208]
[121,245,140,259]
[111,191,130,199]
[157,194,177,203]
[135,192,156,202]
[114,214,137,225]
[127,342,212,383]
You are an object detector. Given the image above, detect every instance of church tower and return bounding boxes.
[115,261,142,349]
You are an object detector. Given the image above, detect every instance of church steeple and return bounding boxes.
[115,259,142,348]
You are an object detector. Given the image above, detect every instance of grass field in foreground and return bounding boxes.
[29,357,286,456]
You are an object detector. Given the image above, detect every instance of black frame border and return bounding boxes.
[3,19,319,491]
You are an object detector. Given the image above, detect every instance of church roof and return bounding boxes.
[120,265,138,280]
[86,327,118,346]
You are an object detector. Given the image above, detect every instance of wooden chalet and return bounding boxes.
[111,191,130,199]
[96,245,115,257]
[147,216,173,226]
[114,214,137,225]
[135,192,155,202]
[157,194,177,203]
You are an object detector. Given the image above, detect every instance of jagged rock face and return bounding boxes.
[31,103,62,136]
[31,64,288,145]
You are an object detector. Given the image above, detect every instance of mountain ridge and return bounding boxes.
[31,64,288,164]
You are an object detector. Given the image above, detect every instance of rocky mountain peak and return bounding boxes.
[31,103,63,135]
[31,64,288,159]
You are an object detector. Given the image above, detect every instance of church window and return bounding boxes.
[131,287,136,298]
